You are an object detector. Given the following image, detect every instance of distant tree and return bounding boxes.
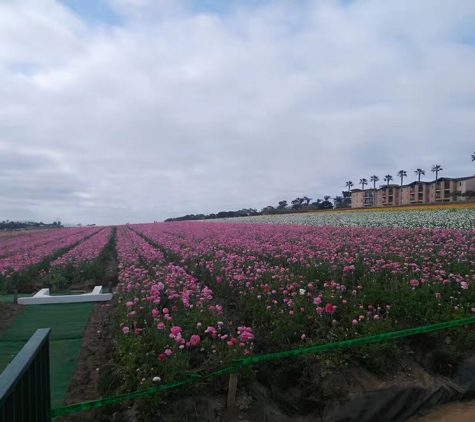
[384,174,393,190]
[397,170,407,186]
[277,200,288,210]
[291,198,304,210]
[324,195,331,201]
[472,152,475,162]
[359,178,368,190]
[302,196,312,206]
[431,164,443,181]
[370,175,379,190]
[333,196,344,208]
[415,168,425,183]
[345,181,354,192]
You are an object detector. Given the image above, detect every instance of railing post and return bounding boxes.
[0,328,52,422]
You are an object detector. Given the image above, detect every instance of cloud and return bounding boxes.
[1,0,475,224]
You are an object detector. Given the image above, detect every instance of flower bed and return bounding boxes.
[211,208,475,229]
[0,227,101,293]
[111,222,475,417]
[112,227,255,406]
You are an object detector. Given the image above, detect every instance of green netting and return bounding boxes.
[50,315,475,418]
[0,303,93,408]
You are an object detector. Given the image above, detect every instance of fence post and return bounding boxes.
[108,282,112,294]
[13,289,18,304]
[226,372,239,409]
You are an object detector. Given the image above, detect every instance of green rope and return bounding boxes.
[50,316,475,418]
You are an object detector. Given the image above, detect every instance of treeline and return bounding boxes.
[0,220,63,231]
[164,192,352,222]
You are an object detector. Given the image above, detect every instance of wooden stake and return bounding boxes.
[227,373,238,409]
[108,282,113,294]
[13,289,18,304]
[93,369,99,395]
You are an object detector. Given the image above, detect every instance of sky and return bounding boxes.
[1,0,475,225]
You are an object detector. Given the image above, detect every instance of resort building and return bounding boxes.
[350,175,475,209]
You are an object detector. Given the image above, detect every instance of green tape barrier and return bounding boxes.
[50,316,475,418]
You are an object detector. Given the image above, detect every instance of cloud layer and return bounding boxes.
[1,0,475,224]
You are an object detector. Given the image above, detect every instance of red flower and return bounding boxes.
[325,304,335,315]
[158,354,166,361]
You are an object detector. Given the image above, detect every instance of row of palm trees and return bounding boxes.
[345,164,445,192]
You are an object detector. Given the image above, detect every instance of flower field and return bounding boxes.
[0,227,102,293]
[112,221,475,415]
[212,208,475,229]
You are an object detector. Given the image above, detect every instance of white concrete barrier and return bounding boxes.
[17,286,113,305]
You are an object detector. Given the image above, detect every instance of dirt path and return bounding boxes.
[59,303,116,422]
[414,401,475,422]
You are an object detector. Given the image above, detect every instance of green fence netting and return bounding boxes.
[50,315,475,418]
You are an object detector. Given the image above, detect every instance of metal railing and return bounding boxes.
[0,329,51,422]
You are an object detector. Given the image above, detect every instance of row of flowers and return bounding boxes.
[211,209,475,229]
[49,227,113,268]
[0,227,101,277]
[114,227,255,392]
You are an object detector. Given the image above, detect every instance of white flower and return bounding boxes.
[153,376,161,382]
[299,289,306,296]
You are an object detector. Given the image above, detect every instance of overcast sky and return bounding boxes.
[1,0,475,225]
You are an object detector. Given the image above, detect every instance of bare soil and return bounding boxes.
[0,303,25,339]
[414,401,475,422]
[59,302,116,422]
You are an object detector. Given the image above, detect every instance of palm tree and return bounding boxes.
[302,196,312,206]
[345,181,354,192]
[414,168,425,183]
[397,170,407,186]
[431,164,443,181]
[383,175,393,205]
[370,175,379,190]
[397,170,407,205]
[384,174,393,189]
[359,178,368,190]
[472,152,475,161]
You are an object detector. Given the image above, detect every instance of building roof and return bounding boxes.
[350,175,475,194]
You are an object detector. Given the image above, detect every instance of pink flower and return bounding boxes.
[471,308,475,313]
[325,304,335,315]
[313,297,322,305]
[410,279,419,287]
[316,307,324,315]
[170,326,182,336]
[454,306,459,311]
[190,335,201,347]
[122,326,130,334]
[352,319,358,325]
[164,349,172,357]
[435,292,441,298]
[163,308,169,314]
[342,300,347,304]
[301,334,306,341]
[126,301,134,307]
[157,323,165,330]
[197,322,202,328]
[374,315,380,320]
[227,341,234,347]
[152,309,160,318]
